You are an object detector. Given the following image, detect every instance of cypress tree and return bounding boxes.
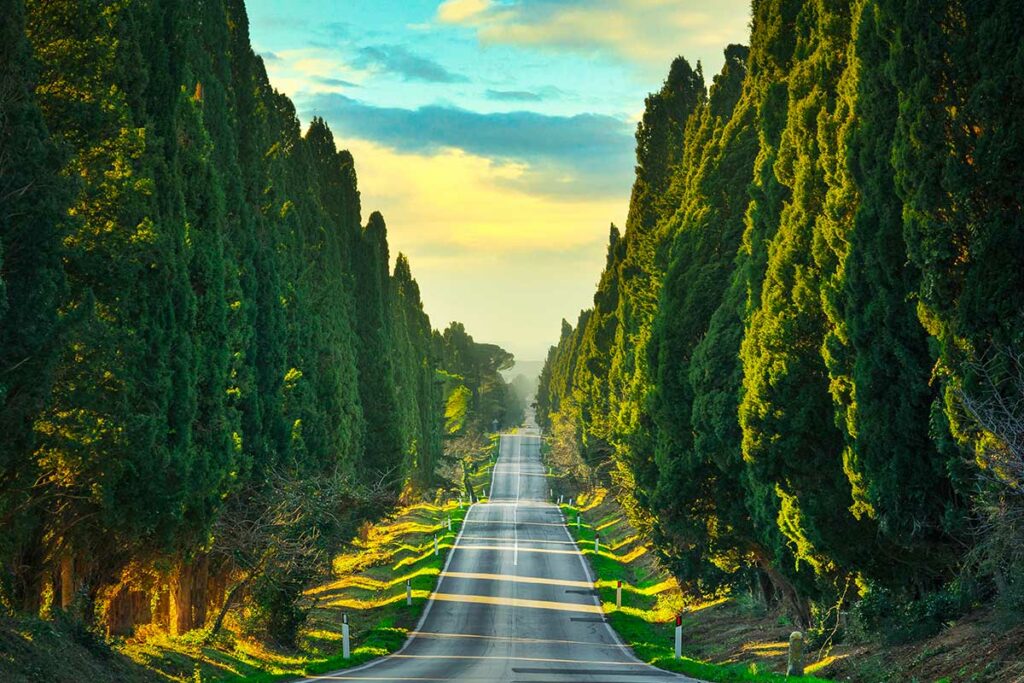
[608,57,706,508]
[740,0,877,591]
[0,0,68,607]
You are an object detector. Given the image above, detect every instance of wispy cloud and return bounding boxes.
[438,0,492,24]
[354,44,469,83]
[485,89,544,102]
[484,86,563,102]
[256,48,367,96]
[304,93,634,198]
[438,0,749,76]
[312,75,359,88]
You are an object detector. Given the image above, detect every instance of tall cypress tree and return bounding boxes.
[0,0,68,607]
[646,44,756,592]
[740,0,878,590]
[608,57,705,508]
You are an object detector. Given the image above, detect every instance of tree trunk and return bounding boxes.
[60,553,74,609]
[191,554,210,628]
[753,549,812,628]
[209,572,252,637]
[169,561,194,636]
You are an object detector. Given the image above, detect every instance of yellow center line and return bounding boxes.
[409,631,630,649]
[455,544,578,555]
[442,570,594,589]
[460,519,571,527]
[430,592,603,614]
[459,535,577,546]
[391,653,647,666]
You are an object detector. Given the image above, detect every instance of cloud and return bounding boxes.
[260,51,281,62]
[438,0,491,24]
[321,21,351,40]
[338,137,620,358]
[341,138,621,252]
[353,44,469,83]
[312,75,359,88]
[303,93,635,198]
[438,0,750,77]
[260,49,366,96]
[484,87,563,102]
[485,88,543,102]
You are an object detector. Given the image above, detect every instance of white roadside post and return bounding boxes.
[342,613,351,659]
[675,615,682,659]
[406,579,412,606]
[576,513,581,531]
[434,534,439,556]
[594,533,600,554]
[616,580,622,609]
[459,496,463,510]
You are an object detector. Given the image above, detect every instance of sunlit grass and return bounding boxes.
[111,494,475,682]
[560,492,835,683]
[75,440,503,682]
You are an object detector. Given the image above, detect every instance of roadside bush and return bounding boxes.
[851,582,969,644]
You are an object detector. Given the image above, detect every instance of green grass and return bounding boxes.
[190,442,509,683]
[108,501,472,683]
[215,436,502,682]
[560,501,834,683]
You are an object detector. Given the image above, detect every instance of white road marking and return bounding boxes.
[514,435,521,566]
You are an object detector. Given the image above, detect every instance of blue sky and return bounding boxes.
[246,0,751,361]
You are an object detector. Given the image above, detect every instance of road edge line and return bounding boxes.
[300,495,478,681]
[558,507,697,681]
[302,434,504,681]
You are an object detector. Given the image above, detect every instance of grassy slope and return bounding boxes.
[0,446,498,683]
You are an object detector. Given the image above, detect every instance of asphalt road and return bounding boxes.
[303,426,697,682]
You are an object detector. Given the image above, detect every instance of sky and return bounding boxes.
[245,0,751,361]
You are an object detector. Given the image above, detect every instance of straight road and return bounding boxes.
[304,424,697,682]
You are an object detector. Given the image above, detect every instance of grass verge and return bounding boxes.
[560,491,834,683]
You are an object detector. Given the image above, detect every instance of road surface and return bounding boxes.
[303,426,697,682]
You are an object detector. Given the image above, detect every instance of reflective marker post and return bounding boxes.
[406,579,412,606]
[577,514,581,531]
[616,580,622,609]
[675,615,682,659]
[434,534,439,556]
[342,614,351,659]
[594,533,600,554]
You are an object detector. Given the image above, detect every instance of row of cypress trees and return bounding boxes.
[0,0,517,641]
[537,0,1023,636]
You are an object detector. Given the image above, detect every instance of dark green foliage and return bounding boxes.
[0,0,68,608]
[537,0,1023,635]
[0,0,518,636]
